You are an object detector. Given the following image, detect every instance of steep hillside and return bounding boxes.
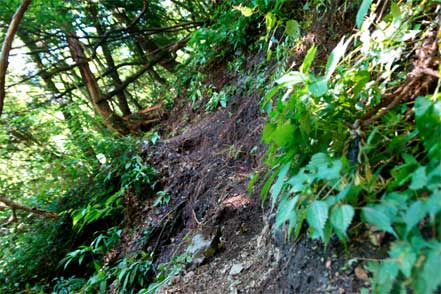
[0,1,439,293]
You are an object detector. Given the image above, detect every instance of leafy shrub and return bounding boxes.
[260,1,441,292]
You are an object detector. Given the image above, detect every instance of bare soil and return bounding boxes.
[118,12,381,293]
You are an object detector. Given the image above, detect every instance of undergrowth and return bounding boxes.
[259,0,441,293]
[1,1,439,293]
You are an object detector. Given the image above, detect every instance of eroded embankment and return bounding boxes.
[112,50,377,294]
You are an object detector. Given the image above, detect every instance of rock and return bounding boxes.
[229,263,244,276]
[187,229,221,268]
[354,265,369,281]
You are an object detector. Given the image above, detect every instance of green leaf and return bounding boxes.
[232,5,255,17]
[426,191,441,223]
[373,260,399,294]
[262,123,276,143]
[260,171,278,205]
[271,163,290,208]
[330,204,354,238]
[287,169,312,192]
[300,46,317,73]
[404,200,427,234]
[353,70,371,96]
[421,244,441,293]
[414,96,432,118]
[276,71,307,87]
[356,0,372,28]
[309,78,328,97]
[409,166,427,190]
[308,153,343,181]
[325,36,352,80]
[307,201,329,240]
[390,2,401,23]
[265,12,276,32]
[389,242,416,278]
[427,163,441,191]
[362,207,397,237]
[275,196,299,228]
[272,122,296,148]
[285,20,300,39]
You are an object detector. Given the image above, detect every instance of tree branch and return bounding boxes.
[0,0,32,117]
[0,195,58,220]
[99,36,190,102]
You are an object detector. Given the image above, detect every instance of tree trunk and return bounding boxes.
[66,33,130,135]
[18,31,98,159]
[0,0,32,117]
[87,4,132,116]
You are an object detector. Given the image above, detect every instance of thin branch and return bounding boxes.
[0,195,58,220]
[0,0,32,117]
[99,36,189,102]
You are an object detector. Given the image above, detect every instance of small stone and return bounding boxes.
[355,266,369,281]
[326,259,332,269]
[229,263,244,276]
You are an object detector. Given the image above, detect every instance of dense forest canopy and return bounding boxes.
[0,0,440,293]
[0,0,206,210]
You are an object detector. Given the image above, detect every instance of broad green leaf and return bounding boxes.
[419,243,441,293]
[287,169,312,192]
[362,207,397,237]
[272,122,296,148]
[309,78,328,97]
[356,0,372,28]
[271,163,290,208]
[330,204,354,238]
[427,191,441,223]
[318,159,342,181]
[409,166,427,190]
[306,201,329,240]
[275,195,299,228]
[276,71,307,87]
[427,163,441,191]
[353,70,371,96]
[285,20,300,39]
[308,153,342,181]
[375,260,399,294]
[404,200,427,234]
[325,36,352,80]
[300,46,317,73]
[414,96,432,118]
[262,123,276,143]
[389,242,416,278]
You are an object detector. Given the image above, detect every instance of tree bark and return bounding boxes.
[66,32,130,135]
[0,0,32,117]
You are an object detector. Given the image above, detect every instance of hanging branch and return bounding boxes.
[0,195,59,221]
[0,0,33,117]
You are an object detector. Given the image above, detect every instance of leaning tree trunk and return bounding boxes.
[87,4,132,116]
[18,31,98,160]
[66,33,130,135]
[0,0,32,117]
